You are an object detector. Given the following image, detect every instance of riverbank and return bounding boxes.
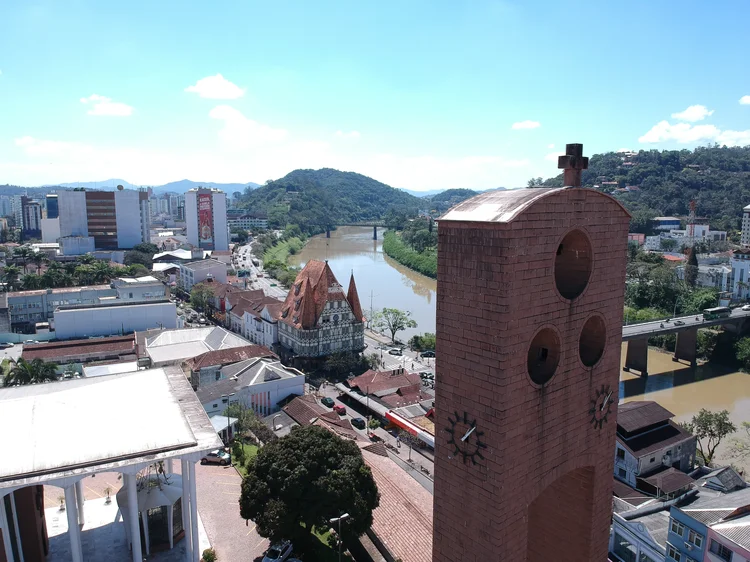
[382,230,437,278]
[262,235,305,264]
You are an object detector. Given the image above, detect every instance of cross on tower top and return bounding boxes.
[557,143,589,187]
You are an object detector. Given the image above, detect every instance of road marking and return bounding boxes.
[222,491,239,496]
[246,524,256,535]
[85,486,102,498]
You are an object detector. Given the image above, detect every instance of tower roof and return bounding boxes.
[280,259,349,329]
[347,273,365,322]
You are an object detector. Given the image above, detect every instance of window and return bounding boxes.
[617,448,625,460]
[666,544,682,562]
[709,539,732,561]
[670,519,685,537]
[687,529,702,548]
[650,456,655,463]
[613,533,637,562]
[215,372,221,381]
[618,468,626,478]
[639,554,657,562]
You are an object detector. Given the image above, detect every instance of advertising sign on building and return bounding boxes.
[198,193,214,249]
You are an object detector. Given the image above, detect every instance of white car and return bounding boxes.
[262,541,293,562]
[742,304,750,311]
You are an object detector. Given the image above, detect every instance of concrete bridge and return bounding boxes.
[621,309,750,376]
[317,221,386,240]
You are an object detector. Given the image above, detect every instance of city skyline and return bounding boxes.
[1,0,749,190]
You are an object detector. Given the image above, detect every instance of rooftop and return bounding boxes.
[82,361,139,377]
[618,420,694,457]
[617,401,674,433]
[22,335,135,361]
[8,284,112,298]
[115,276,159,284]
[145,326,251,364]
[180,259,225,271]
[185,344,276,371]
[348,368,421,397]
[641,467,695,495]
[196,358,304,405]
[0,367,221,488]
[209,414,238,433]
[283,395,326,427]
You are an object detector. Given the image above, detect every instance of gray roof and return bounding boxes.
[0,366,221,489]
[638,511,671,548]
[262,410,296,438]
[209,415,238,433]
[440,188,563,223]
[181,259,225,271]
[145,327,250,364]
[197,359,303,405]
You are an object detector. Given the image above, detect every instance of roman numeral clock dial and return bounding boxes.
[445,411,487,465]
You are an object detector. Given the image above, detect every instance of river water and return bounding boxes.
[290,227,750,468]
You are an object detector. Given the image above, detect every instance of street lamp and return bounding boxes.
[329,512,350,562]
[221,392,236,449]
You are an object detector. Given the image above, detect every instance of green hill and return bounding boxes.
[533,145,750,234]
[239,168,422,234]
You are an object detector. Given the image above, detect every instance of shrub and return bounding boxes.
[202,548,217,562]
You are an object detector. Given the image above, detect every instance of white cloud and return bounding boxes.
[547,143,555,149]
[544,151,563,162]
[335,130,361,139]
[511,120,540,130]
[671,105,714,122]
[79,94,133,116]
[208,105,287,149]
[616,148,633,153]
[741,95,750,105]
[185,74,245,99]
[638,120,750,147]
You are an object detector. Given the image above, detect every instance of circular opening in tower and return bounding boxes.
[554,229,593,300]
[579,315,606,367]
[527,328,561,385]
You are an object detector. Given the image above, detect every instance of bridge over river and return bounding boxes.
[621,308,750,376]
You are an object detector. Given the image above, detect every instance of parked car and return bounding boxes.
[321,397,335,408]
[333,404,347,415]
[420,350,436,358]
[24,340,36,345]
[388,348,403,356]
[742,304,750,311]
[200,450,230,466]
[351,417,366,430]
[262,541,293,562]
[0,342,13,349]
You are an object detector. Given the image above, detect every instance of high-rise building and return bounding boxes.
[46,193,59,219]
[0,196,13,218]
[741,204,750,247]
[185,188,228,251]
[12,195,23,228]
[21,196,42,237]
[58,188,150,250]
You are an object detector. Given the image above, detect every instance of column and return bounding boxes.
[141,511,150,556]
[181,459,193,562]
[0,493,15,562]
[166,459,173,474]
[75,480,85,527]
[125,474,142,562]
[167,502,174,550]
[64,485,83,562]
[673,328,698,367]
[623,338,649,376]
[189,462,199,562]
[9,492,25,562]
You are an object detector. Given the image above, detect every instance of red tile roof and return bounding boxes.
[21,335,135,361]
[346,273,365,322]
[283,395,326,426]
[280,259,363,329]
[184,345,276,371]
[348,368,421,396]
[618,401,674,433]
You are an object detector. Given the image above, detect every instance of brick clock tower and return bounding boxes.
[432,145,631,562]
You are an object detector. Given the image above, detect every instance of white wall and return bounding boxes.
[185,190,198,247]
[53,301,177,339]
[115,190,144,248]
[201,375,304,417]
[41,218,60,243]
[58,191,88,237]
[212,192,228,251]
[59,236,95,256]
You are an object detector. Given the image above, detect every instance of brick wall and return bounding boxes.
[432,188,630,562]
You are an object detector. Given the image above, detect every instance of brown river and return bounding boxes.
[290,227,750,469]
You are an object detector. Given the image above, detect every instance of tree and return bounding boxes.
[2,265,21,291]
[729,422,750,463]
[30,251,47,275]
[239,426,379,545]
[398,430,421,461]
[4,358,59,386]
[132,242,159,255]
[681,409,737,466]
[372,308,417,343]
[660,238,677,252]
[190,284,215,313]
[124,250,153,268]
[684,247,699,287]
[231,227,249,244]
[14,246,33,273]
[736,337,750,370]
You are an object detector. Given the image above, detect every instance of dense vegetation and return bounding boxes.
[252,226,304,287]
[239,168,422,234]
[381,216,438,278]
[531,145,750,235]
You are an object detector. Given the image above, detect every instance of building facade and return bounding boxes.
[731,249,750,300]
[20,197,42,237]
[178,259,227,291]
[227,214,269,230]
[53,300,177,339]
[45,193,59,219]
[184,188,228,251]
[7,285,117,331]
[57,189,150,250]
[277,260,365,358]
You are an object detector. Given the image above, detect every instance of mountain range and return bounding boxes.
[39,179,260,194]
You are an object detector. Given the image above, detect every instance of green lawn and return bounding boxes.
[263,236,304,264]
[233,443,258,477]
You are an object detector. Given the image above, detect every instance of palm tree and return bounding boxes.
[30,252,48,275]
[20,274,44,290]
[91,261,114,283]
[14,246,33,273]
[76,254,95,265]
[4,358,59,386]
[2,265,22,292]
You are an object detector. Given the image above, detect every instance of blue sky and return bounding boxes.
[1,0,749,190]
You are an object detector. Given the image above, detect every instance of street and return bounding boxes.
[232,243,288,300]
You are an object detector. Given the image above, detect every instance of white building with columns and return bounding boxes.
[0,366,222,562]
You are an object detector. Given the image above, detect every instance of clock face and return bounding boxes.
[589,384,615,429]
[445,411,487,465]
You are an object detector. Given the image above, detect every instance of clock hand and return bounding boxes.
[461,425,477,442]
[601,390,613,412]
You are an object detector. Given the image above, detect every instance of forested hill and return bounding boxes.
[239,168,422,233]
[531,145,750,232]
